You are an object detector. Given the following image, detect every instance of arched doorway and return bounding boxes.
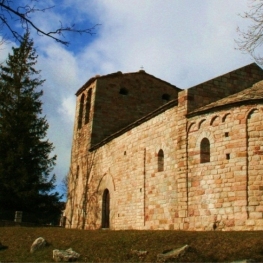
[102,189,110,228]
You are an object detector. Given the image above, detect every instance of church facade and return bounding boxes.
[64,63,263,230]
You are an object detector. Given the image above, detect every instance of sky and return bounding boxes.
[0,0,256,196]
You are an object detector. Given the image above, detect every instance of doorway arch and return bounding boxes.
[102,189,110,228]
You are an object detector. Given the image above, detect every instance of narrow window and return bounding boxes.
[102,189,110,228]
[200,138,210,163]
[158,149,164,172]
[78,94,85,129]
[76,165,79,179]
[85,89,92,124]
[119,88,128,95]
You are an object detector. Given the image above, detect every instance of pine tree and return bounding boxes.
[0,32,61,224]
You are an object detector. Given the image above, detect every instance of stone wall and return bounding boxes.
[91,71,180,146]
[64,63,263,231]
[186,105,263,230]
[83,104,180,230]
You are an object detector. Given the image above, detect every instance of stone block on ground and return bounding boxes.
[157,244,189,262]
[53,248,80,262]
[30,237,46,253]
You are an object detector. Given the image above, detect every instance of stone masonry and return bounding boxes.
[64,63,263,230]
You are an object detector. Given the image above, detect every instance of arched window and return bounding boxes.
[85,89,92,124]
[158,149,164,172]
[200,138,210,163]
[77,94,85,129]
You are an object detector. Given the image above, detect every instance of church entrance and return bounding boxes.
[102,189,110,228]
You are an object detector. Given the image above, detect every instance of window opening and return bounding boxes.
[102,189,110,228]
[85,89,92,124]
[76,165,79,179]
[77,94,85,129]
[158,149,164,172]
[119,88,128,95]
[162,94,170,102]
[200,138,210,163]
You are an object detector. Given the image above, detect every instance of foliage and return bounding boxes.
[1,227,263,262]
[0,0,98,45]
[0,32,61,223]
[236,0,263,64]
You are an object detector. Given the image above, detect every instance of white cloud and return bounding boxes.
[58,96,76,123]
[1,0,256,194]
[42,0,254,187]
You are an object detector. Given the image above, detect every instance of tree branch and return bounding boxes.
[0,1,98,45]
[236,0,263,64]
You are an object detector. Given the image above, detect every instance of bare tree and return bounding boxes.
[76,150,97,230]
[66,150,99,229]
[0,0,98,45]
[66,167,78,228]
[236,0,263,64]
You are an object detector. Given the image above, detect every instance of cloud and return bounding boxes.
[70,0,252,87]
[0,0,255,195]
[39,0,254,187]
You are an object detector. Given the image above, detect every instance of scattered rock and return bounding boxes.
[30,237,46,253]
[130,249,148,260]
[157,244,189,262]
[53,248,80,262]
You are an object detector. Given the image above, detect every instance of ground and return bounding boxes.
[1,227,263,262]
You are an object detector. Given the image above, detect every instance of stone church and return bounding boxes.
[64,63,263,230]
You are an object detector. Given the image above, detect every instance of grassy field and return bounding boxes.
[1,227,263,262]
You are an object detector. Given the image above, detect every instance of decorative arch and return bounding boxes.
[187,122,196,133]
[222,113,231,123]
[157,149,164,172]
[198,119,206,129]
[96,173,116,192]
[246,108,259,120]
[210,116,220,126]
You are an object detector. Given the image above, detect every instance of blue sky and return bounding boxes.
[0,0,255,196]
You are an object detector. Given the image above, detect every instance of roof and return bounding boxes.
[75,70,181,96]
[188,80,263,116]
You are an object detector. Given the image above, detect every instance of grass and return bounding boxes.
[1,227,263,262]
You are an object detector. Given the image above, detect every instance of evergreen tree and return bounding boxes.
[0,32,61,224]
